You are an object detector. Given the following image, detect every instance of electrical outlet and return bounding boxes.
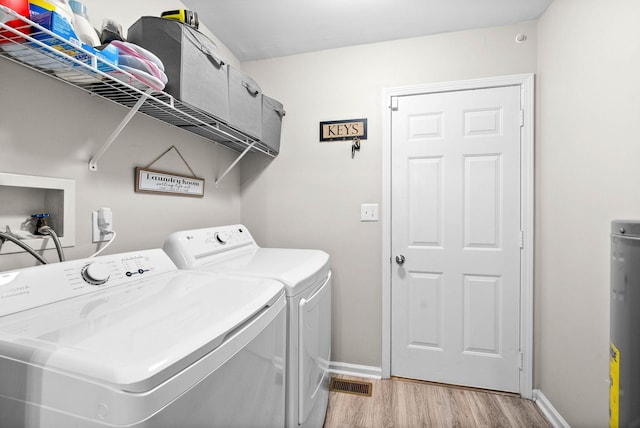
[92,208,114,242]
[360,203,379,222]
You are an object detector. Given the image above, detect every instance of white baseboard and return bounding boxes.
[329,361,382,379]
[533,389,570,428]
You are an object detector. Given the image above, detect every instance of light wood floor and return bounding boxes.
[323,376,552,428]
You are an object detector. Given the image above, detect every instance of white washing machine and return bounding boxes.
[164,225,331,428]
[0,249,286,427]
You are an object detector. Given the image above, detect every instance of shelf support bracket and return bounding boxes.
[89,88,153,171]
[215,142,257,187]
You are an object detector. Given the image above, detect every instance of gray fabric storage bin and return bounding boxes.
[261,96,286,153]
[228,66,262,139]
[127,17,229,122]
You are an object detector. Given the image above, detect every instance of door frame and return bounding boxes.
[381,74,535,398]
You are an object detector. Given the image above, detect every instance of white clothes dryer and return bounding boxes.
[164,225,331,428]
[0,249,286,427]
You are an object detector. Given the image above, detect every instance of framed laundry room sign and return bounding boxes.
[320,118,368,142]
[134,167,205,197]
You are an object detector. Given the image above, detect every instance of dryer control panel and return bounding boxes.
[0,249,177,316]
[163,224,256,269]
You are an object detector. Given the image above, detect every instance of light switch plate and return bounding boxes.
[361,203,379,222]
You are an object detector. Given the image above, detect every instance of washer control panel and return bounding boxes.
[163,224,256,269]
[0,249,176,316]
[199,227,252,248]
[81,262,111,285]
[214,231,230,245]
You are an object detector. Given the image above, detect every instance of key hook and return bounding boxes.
[351,137,361,159]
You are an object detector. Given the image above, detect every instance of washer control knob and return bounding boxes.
[215,231,229,245]
[81,263,110,286]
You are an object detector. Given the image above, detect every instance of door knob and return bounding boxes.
[395,255,405,265]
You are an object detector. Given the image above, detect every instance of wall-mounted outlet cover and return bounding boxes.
[92,208,114,243]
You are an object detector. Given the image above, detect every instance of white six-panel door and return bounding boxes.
[390,85,522,392]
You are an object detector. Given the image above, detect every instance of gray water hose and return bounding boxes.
[0,231,48,265]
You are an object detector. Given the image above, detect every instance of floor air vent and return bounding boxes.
[329,378,373,397]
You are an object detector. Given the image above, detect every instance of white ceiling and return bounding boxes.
[182,0,552,61]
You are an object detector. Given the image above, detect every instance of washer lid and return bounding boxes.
[0,270,283,392]
[197,248,330,296]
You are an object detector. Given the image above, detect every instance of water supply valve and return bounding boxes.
[31,213,50,235]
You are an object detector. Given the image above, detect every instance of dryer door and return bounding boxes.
[298,271,332,426]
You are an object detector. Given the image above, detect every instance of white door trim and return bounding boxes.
[381,74,535,398]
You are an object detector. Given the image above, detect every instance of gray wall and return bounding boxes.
[240,22,538,367]
[535,0,640,425]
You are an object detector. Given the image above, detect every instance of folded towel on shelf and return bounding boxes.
[109,40,168,91]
